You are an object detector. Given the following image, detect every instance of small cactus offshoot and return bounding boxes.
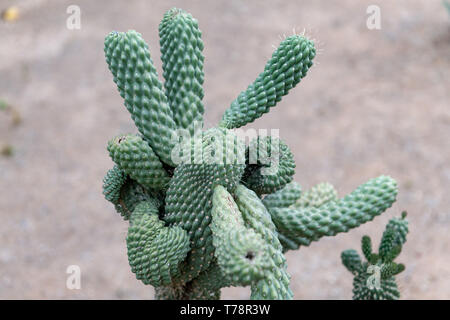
[101,7,401,300]
[341,212,409,300]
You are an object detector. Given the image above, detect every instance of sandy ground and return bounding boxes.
[0,0,449,299]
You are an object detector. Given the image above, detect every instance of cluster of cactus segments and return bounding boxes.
[102,7,401,299]
[341,212,409,300]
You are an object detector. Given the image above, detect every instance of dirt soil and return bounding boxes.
[0,0,449,299]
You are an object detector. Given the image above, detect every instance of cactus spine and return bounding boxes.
[102,8,402,300]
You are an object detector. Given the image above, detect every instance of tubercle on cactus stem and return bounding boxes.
[101,7,402,300]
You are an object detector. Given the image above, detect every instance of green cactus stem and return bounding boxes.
[101,7,404,300]
[341,212,409,300]
[235,184,293,300]
[262,181,302,209]
[159,8,205,135]
[220,35,316,129]
[361,235,373,261]
[102,165,127,204]
[108,134,171,190]
[108,178,162,221]
[104,30,177,166]
[267,176,398,250]
[211,185,270,286]
[291,182,338,209]
[127,201,191,286]
[163,128,246,282]
[341,249,363,274]
[244,136,296,195]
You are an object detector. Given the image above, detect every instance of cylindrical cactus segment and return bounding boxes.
[342,213,408,300]
[113,179,162,221]
[211,185,271,286]
[265,181,337,251]
[361,235,373,261]
[104,30,177,166]
[244,136,296,195]
[127,201,191,287]
[378,229,397,262]
[262,182,301,252]
[262,182,302,209]
[220,35,316,129]
[269,176,398,248]
[102,165,127,204]
[164,128,246,282]
[159,8,205,135]
[379,213,409,254]
[292,182,338,209]
[107,134,171,190]
[380,262,404,279]
[234,184,293,300]
[341,249,363,274]
[277,233,301,252]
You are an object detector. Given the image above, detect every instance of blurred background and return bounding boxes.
[0,0,449,299]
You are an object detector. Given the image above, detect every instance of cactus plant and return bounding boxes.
[341,212,409,300]
[102,7,400,300]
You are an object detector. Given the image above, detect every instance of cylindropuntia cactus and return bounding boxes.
[341,212,409,300]
[102,7,400,300]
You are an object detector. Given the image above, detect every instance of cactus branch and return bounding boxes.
[159,8,205,135]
